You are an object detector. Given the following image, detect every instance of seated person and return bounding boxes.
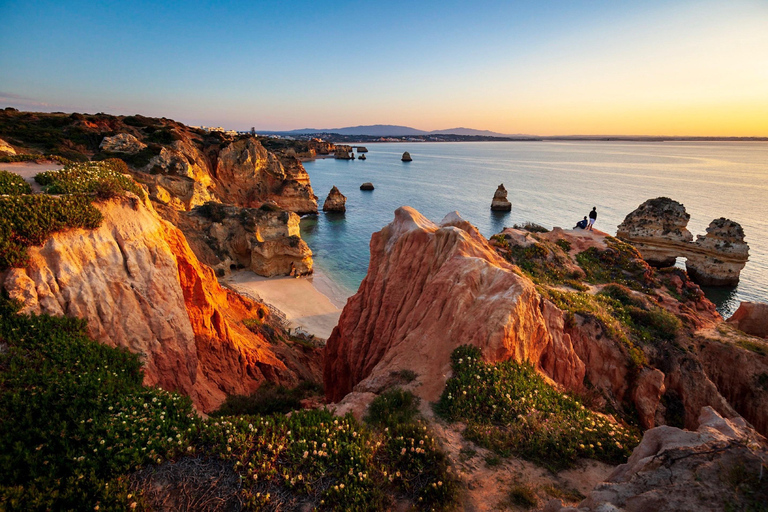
[575,216,588,229]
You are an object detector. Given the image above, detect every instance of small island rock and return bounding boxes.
[358,154,366,160]
[401,151,412,162]
[356,146,368,153]
[323,186,347,212]
[334,146,354,159]
[490,184,512,211]
[360,182,374,191]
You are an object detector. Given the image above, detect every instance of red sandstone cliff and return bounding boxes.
[2,194,320,412]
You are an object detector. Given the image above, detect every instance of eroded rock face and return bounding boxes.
[547,407,768,512]
[324,208,584,403]
[322,186,347,212]
[727,302,768,338]
[215,138,318,213]
[99,133,147,154]
[2,195,320,412]
[334,146,354,160]
[0,137,16,155]
[617,197,749,285]
[491,183,512,211]
[141,139,217,210]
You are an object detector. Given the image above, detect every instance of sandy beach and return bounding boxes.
[224,269,354,340]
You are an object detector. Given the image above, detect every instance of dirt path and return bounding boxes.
[0,161,63,193]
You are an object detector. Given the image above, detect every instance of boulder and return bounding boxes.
[360,182,374,191]
[727,302,768,338]
[99,133,147,154]
[490,183,512,211]
[617,197,749,286]
[0,137,16,155]
[547,407,768,512]
[2,195,320,412]
[322,186,347,213]
[401,151,412,162]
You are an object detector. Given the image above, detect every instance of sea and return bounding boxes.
[300,141,768,317]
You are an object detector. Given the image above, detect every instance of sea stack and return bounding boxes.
[360,182,374,191]
[358,154,366,160]
[323,185,347,212]
[491,184,512,211]
[356,146,368,153]
[401,151,412,162]
[334,146,354,159]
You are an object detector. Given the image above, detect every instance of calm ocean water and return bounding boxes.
[300,141,768,317]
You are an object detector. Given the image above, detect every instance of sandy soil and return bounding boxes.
[1,161,63,193]
[224,270,352,340]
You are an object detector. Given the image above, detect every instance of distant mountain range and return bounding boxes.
[264,124,526,137]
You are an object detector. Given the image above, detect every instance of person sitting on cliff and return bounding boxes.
[575,216,588,229]
[588,207,597,231]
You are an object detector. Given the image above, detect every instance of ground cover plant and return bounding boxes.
[0,296,457,511]
[436,346,640,472]
[0,170,32,195]
[35,159,144,199]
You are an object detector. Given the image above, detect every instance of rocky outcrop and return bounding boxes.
[2,195,320,412]
[99,133,147,154]
[357,154,366,160]
[401,151,412,162]
[141,139,217,210]
[356,146,368,153]
[322,186,347,213]
[547,407,768,512]
[360,182,374,191]
[170,202,313,278]
[490,183,512,211]
[215,138,317,214]
[324,208,584,403]
[308,139,335,155]
[334,146,354,159]
[727,302,768,338]
[0,137,16,155]
[617,197,749,285]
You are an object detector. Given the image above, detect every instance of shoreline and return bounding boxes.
[223,269,354,340]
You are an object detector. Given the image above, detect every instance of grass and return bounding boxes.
[0,295,458,511]
[736,339,768,357]
[507,483,538,509]
[575,237,653,290]
[435,346,639,472]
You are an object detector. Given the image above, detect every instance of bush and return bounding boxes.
[435,346,639,471]
[211,381,322,417]
[365,388,420,429]
[0,170,32,195]
[512,222,549,233]
[0,194,102,269]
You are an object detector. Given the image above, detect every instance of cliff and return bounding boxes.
[2,194,320,413]
[617,197,749,285]
[324,208,763,437]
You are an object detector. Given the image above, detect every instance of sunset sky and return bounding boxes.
[2,0,767,136]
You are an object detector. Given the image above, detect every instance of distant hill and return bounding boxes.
[269,124,522,137]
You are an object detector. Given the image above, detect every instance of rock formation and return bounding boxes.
[358,154,366,160]
[325,208,581,403]
[490,183,512,211]
[214,138,318,214]
[169,202,313,278]
[356,146,368,153]
[546,407,768,512]
[727,302,768,338]
[99,133,147,154]
[360,182,374,191]
[401,151,412,162]
[0,137,16,155]
[1,194,320,412]
[322,186,347,213]
[617,197,749,285]
[334,146,354,159]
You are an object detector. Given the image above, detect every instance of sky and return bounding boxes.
[1,0,767,136]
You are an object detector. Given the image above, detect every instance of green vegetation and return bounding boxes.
[0,170,32,195]
[435,346,639,472]
[0,296,457,511]
[0,154,72,164]
[507,243,580,286]
[35,159,144,199]
[507,483,539,509]
[555,238,572,252]
[737,339,768,357]
[365,388,420,429]
[0,194,102,269]
[575,237,653,289]
[211,381,323,417]
[512,222,549,233]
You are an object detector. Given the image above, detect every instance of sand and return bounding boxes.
[1,161,64,193]
[224,270,353,340]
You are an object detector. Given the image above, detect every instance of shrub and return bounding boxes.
[512,222,549,233]
[575,237,653,290]
[211,381,322,417]
[556,238,572,252]
[365,388,420,429]
[0,170,32,195]
[435,346,639,471]
[0,194,102,269]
